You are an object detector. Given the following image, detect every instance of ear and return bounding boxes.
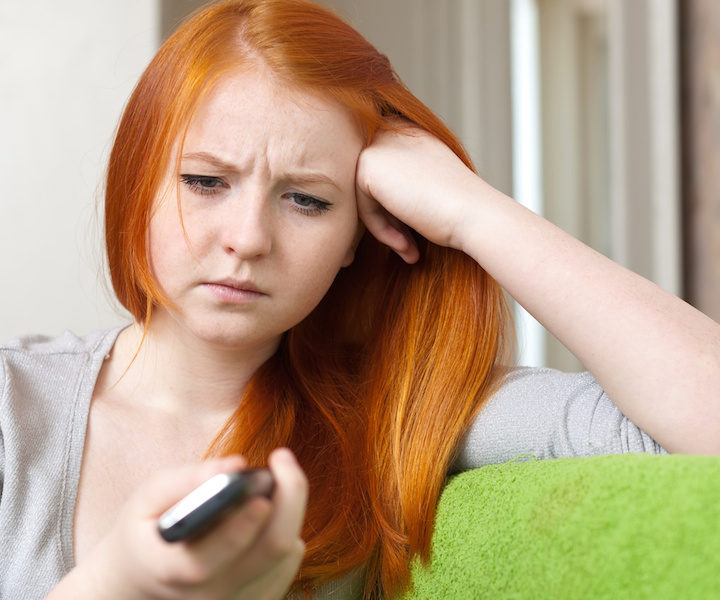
[341,223,366,267]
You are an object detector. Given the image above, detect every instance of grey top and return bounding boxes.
[0,328,667,599]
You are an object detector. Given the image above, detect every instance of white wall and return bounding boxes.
[0,1,158,340]
[322,0,513,196]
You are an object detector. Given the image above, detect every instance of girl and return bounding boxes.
[2,1,718,598]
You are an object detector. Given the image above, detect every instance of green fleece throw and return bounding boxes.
[402,453,720,599]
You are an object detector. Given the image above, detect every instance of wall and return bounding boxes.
[0,1,688,369]
[322,0,513,195]
[0,1,158,340]
[0,0,515,344]
[681,0,720,322]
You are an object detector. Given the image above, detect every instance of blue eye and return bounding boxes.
[180,174,227,195]
[285,192,331,216]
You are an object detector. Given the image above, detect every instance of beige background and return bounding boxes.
[0,0,687,371]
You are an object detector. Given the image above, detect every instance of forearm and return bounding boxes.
[356,126,720,454]
[458,178,720,454]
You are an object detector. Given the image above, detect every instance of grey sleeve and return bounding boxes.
[0,421,3,500]
[0,356,6,498]
[452,367,668,471]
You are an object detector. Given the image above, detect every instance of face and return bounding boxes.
[147,64,364,352]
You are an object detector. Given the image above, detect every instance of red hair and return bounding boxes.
[105,1,512,597]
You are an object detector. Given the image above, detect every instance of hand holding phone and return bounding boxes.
[158,468,275,542]
[51,454,304,600]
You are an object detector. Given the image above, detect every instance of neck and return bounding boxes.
[104,313,280,419]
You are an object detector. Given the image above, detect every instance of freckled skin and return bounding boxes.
[148,64,364,353]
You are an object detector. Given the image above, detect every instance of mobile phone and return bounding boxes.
[157,468,275,542]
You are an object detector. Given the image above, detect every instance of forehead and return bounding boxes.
[182,65,364,180]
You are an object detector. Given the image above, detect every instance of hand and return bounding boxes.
[358,125,720,457]
[50,449,307,600]
[355,124,482,262]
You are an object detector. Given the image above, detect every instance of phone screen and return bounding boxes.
[158,468,274,542]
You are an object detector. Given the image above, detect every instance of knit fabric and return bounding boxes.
[1,329,668,598]
[403,453,720,599]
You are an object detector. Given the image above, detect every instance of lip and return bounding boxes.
[202,278,266,303]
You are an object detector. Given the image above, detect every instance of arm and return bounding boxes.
[47,450,307,600]
[452,367,668,471]
[356,127,720,454]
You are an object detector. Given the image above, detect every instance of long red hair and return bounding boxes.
[105,1,512,597]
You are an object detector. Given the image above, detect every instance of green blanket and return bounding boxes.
[403,454,720,599]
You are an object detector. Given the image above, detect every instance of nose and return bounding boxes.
[221,189,273,259]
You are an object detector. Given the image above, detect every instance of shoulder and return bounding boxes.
[0,328,124,591]
[480,366,603,423]
[1,328,122,374]
[453,367,597,467]
[1,328,121,357]
[0,328,124,409]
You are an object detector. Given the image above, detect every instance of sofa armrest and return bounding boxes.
[403,454,720,599]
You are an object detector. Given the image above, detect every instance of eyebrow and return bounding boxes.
[180,151,343,192]
[286,172,342,192]
[181,151,238,171]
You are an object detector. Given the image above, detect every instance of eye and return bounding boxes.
[284,191,331,216]
[180,174,227,196]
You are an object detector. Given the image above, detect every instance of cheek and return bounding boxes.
[146,199,190,284]
[281,217,353,289]
[294,223,357,295]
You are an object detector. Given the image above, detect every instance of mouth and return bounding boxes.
[202,278,267,303]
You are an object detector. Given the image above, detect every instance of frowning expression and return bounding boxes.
[147,64,364,352]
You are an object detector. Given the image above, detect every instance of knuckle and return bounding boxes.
[265,534,300,560]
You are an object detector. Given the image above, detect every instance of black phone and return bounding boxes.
[157,468,275,542]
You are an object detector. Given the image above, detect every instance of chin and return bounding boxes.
[185,317,283,352]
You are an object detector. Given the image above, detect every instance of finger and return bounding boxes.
[356,189,419,264]
[201,448,306,584]
[168,495,273,584]
[104,456,253,590]
[253,448,308,561]
[220,537,306,599]
[176,447,308,587]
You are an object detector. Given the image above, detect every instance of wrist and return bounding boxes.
[46,564,107,600]
[450,176,498,256]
